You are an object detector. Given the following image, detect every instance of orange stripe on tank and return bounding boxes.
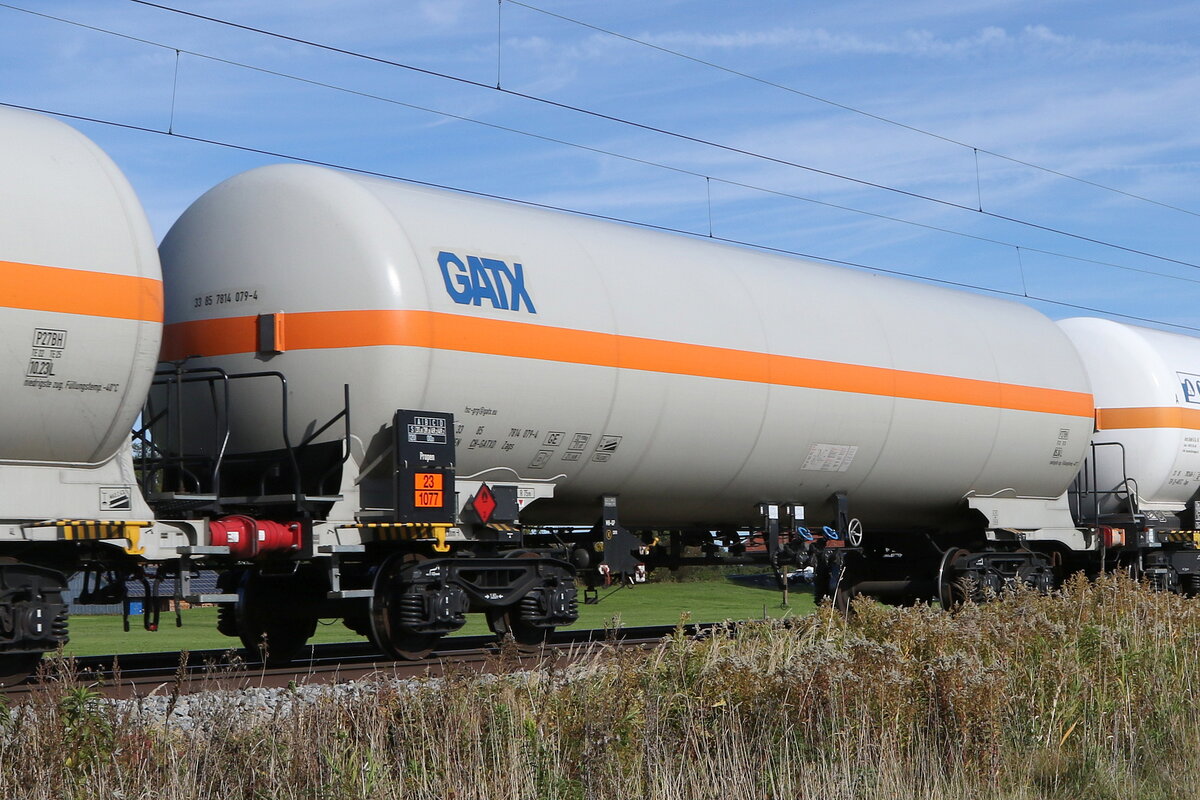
[162,309,1094,418]
[1095,407,1200,431]
[0,260,162,322]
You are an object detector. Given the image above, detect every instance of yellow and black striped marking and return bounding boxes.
[1160,531,1200,545]
[27,520,152,555]
[347,522,454,552]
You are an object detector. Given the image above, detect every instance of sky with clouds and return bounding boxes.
[1,0,1197,331]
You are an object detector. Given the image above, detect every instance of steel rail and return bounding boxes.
[5,623,725,701]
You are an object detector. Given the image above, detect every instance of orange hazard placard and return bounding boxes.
[414,490,443,508]
[414,473,444,490]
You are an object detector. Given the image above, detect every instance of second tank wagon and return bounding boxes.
[158,164,1096,533]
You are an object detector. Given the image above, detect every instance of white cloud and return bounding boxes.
[418,0,473,28]
[635,24,1197,62]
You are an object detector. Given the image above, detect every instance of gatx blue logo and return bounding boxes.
[1181,372,1200,405]
[438,251,536,314]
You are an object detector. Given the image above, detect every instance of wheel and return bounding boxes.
[830,552,862,615]
[238,616,316,666]
[832,580,857,615]
[812,550,837,605]
[369,552,444,661]
[369,625,440,661]
[234,570,318,665]
[0,652,42,686]
[486,608,552,652]
[341,606,373,639]
[1118,552,1142,581]
[486,551,558,652]
[937,547,977,609]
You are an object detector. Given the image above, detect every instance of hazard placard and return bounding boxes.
[414,490,443,508]
[414,473,444,491]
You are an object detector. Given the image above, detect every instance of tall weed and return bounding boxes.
[1,573,1199,798]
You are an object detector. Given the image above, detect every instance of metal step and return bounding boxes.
[219,494,343,505]
[318,544,365,553]
[326,589,374,599]
[188,593,239,604]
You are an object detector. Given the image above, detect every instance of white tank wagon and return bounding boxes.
[1059,318,1200,591]
[152,163,1107,622]
[0,106,163,683]
[157,164,1095,531]
[0,107,161,485]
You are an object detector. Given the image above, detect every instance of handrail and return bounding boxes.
[1069,441,1135,524]
[137,364,350,515]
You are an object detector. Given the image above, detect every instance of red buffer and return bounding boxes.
[209,516,302,558]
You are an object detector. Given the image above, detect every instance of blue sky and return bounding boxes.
[2,0,1198,331]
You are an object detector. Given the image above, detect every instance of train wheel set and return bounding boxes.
[2,106,1200,686]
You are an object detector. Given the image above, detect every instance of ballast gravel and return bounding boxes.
[109,677,432,731]
[103,665,578,732]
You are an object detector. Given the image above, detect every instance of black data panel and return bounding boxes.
[393,410,456,524]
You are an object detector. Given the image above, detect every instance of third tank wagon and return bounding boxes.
[158,164,1095,531]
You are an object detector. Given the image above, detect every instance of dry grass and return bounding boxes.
[3,573,1200,799]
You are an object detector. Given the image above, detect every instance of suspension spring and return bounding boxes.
[396,592,427,628]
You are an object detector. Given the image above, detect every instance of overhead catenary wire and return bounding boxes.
[6,2,1195,291]
[4,98,1198,336]
[167,48,180,134]
[504,0,1200,220]
[495,0,503,89]
[112,0,1200,273]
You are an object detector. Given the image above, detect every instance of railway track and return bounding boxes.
[6,623,717,701]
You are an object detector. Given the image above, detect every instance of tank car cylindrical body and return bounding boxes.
[159,164,1093,529]
[1058,317,1200,517]
[0,106,162,470]
[0,106,163,680]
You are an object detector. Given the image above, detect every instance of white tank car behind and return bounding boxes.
[159,164,1093,529]
[0,108,162,523]
[1059,318,1200,516]
[0,107,162,467]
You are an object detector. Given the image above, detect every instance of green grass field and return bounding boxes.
[62,577,814,656]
